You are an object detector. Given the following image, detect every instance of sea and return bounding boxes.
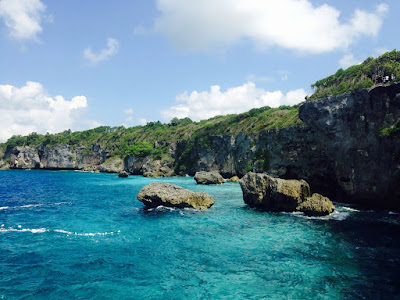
[0,170,399,299]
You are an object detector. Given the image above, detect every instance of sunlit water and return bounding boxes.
[0,170,399,299]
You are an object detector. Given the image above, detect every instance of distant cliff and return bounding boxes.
[1,83,399,209]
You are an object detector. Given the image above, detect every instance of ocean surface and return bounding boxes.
[0,170,399,299]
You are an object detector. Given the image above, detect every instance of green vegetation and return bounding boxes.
[0,105,304,158]
[310,50,400,100]
[380,120,400,137]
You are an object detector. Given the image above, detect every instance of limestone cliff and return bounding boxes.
[1,83,399,209]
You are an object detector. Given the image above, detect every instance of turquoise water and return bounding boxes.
[0,170,399,299]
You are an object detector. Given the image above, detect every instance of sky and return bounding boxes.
[0,0,398,142]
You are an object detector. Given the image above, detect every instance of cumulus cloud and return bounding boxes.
[339,53,360,69]
[161,82,307,121]
[123,108,134,115]
[0,0,48,40]
[83,38,119,65]
[153,0,388,53]
[0,81,98,142]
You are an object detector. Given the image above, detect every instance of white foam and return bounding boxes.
[341,206,360,212]
[0,227,47,234]
[0,202,71,211]
[1,226,120,236]
[388,211,400,215]
[291,210,350,221]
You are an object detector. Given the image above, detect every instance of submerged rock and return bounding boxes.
[118,171,129,178]
[240,172,310,211]
[194,171,224,185]
[137,182,215,210]
[297,193,335,216]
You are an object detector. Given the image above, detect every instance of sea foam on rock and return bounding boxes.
[239,172,334,216]
[194,171,224,185]
[137,182,215,210]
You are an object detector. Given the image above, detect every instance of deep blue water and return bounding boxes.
[0,170,399,299]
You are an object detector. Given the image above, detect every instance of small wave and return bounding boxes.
[0,227,120,236]
[0,227,47,234]
[286,210,350,221]
[388,211,400,215]
[147,206,177,212]
[340,206,360,212]
[0,202,71,211]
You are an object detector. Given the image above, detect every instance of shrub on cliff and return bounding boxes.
[310,50,400,100]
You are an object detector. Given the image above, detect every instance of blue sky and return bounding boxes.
[0,0,398,142]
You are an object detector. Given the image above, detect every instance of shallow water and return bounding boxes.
[0,170,399,299]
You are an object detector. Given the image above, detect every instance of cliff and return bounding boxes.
[1,83,399,209]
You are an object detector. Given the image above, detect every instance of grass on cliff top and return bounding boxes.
[309,50,400,100]
[1,105,304,157]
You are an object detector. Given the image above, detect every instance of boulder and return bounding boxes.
[118,171,129,178]
[227,176,240,182]
[137,182,215,210]
[239,172,310,211]
[297,193,335,216]
[194,171,224,185]
[99,157,124,173]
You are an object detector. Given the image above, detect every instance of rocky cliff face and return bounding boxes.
[2,84,399,209]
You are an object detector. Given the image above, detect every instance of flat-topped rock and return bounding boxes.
[194,171,224,185]
[239,172,335,216]
[137,182,215,210]
[297,193,335,216]
[240,172,310,211]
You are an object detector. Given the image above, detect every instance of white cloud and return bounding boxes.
[0,0,48,40]
[339,53,360,69]
[137,118,148,126]
[0,81,98,142]
[153,0,388,53]
[83,38,119,65]
[124,108,134,115]
[161,82,307,121]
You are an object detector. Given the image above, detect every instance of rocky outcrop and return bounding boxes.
[99,157,124,173]
[124,155,175,177]
[137,182,215,210]
[240,173,334,215]
[239,172,310,211]
[118,171,129,178]
[194,171,224,185]
[297,193,335,216]
[2,84,400,209]
[227,176,240,182]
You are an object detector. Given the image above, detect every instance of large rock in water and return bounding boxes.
[239,172,335,216]
[137,182,215,210]
[118,171,129,178]
[239,172,310,211]
[194,171,224,185]
[296,193,335,216]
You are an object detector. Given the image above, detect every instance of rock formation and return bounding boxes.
[137,182,215,210]
[118,171,129,178]
[296,193,335,216]
[239,172,311,211]
[194,171,224,185]
[2,84,400,210]
[227,176,240,182]
[239,172,334,215]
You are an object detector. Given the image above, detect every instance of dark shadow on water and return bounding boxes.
[322,210,400,299]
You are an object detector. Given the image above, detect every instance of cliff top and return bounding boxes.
[0,105,303,157]
[309,49,400,100]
